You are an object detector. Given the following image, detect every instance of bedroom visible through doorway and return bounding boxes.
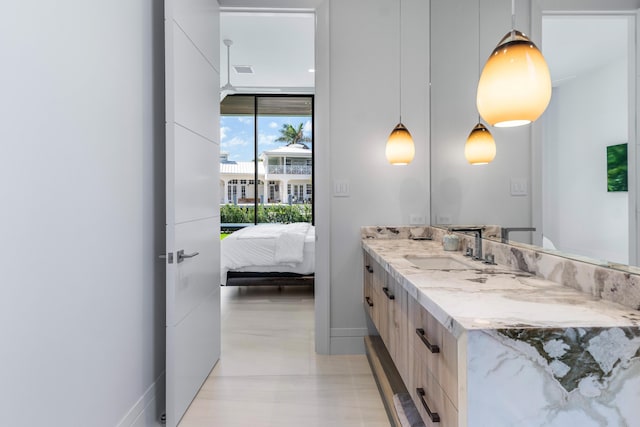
[219,95,315,289]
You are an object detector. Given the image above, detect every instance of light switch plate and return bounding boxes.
[333,180,350,197]
[510,178,528,196]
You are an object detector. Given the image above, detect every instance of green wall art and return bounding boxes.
[607,143,628,192]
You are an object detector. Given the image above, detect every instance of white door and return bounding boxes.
[164,1,221,426]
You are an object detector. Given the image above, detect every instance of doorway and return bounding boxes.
[217,7,331,353]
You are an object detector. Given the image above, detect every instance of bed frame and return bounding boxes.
[224,271,314,287]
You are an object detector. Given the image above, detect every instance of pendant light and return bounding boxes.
[476,0,551,128]
[465,122,496,165]
[385,0,415,165]
[465,0,496,165]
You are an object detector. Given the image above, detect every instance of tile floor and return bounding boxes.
[178,285,390,427]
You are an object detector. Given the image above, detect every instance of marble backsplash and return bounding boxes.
[361,226,640,312]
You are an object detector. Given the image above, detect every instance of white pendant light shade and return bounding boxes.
[386,123,415,165]
[465,123,496,165]
[476,31,551,128]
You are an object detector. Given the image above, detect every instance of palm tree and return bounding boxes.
[275,123,311,148]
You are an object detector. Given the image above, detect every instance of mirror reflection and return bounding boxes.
[432,224,640,276]
[429,1,637,275]
[540,14,632,266]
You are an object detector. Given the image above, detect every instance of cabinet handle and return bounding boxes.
[416,328,440,353]
[382,287,395,300]
[417,388,441,423]
[365,297,374,307]
[366,265,374,273]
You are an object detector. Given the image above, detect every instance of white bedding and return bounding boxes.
[221,223,315,284]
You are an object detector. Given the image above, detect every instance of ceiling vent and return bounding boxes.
[234,65,254,74]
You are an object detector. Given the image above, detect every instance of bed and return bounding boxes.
[221,222,315,287]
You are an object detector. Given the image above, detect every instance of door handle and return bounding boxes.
[177,249,199,263]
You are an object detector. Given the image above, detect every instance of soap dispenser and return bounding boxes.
[442,232,460,251]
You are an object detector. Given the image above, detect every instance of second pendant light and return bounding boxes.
[465,0,496,165]
[465,122,496,165]
[386,0,415,165]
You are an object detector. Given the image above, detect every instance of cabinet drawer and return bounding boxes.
[363,254,375,320]
[386,279,409,382]
[363,254,387,341]
[411,347,459,427]
[409,297,458,408]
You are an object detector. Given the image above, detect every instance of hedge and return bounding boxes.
[220,204,312,225]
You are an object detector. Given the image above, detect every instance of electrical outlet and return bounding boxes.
[437,214,452,225]
[409,214,425,225]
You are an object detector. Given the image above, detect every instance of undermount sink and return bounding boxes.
[405,255,478,270]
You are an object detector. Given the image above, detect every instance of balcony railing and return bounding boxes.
[267,165,311,175]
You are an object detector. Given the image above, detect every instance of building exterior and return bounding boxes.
[220,142,312,204]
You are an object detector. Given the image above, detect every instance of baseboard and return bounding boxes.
[117,372,165,427]
[330,336,366,354]
[330,327,368,337]
[329,328,368,354]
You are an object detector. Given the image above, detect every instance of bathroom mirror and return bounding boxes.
[531,1,638,272]
[429,0,639,275]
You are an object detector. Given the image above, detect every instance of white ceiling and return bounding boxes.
[219,11,630,93]
[220,11,315,93]
[542,15,629,86]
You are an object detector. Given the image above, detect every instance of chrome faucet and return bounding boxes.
[448,227,483,261]
[501,227,536,243]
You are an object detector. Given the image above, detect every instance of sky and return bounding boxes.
[220,115,313,162]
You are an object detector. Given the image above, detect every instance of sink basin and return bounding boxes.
[405,255,477,270]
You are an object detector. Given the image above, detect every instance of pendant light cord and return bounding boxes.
[511,0,516,35]
[399,0,403,123]
[478,0,481,123]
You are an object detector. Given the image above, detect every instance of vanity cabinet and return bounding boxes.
[387,277,409,382]
[364,253,408,362]
[363,252,387,343]
[409,297,459,427]
[363,234,640,427]
[364,253,459,426]
[363,252,377,326]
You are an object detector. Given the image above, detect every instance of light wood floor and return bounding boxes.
[178,285,390,427]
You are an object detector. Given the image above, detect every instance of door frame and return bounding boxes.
[312,0,330,354]
[220,2,331,354]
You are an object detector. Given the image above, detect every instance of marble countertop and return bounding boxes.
[362,238,640,338]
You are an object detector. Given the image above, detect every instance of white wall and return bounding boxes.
[543,58,629,264]
[0,1,165,426]
[429,0,533,231]
[326,0,430,353]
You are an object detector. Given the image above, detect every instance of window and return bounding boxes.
[220,95,314,225]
